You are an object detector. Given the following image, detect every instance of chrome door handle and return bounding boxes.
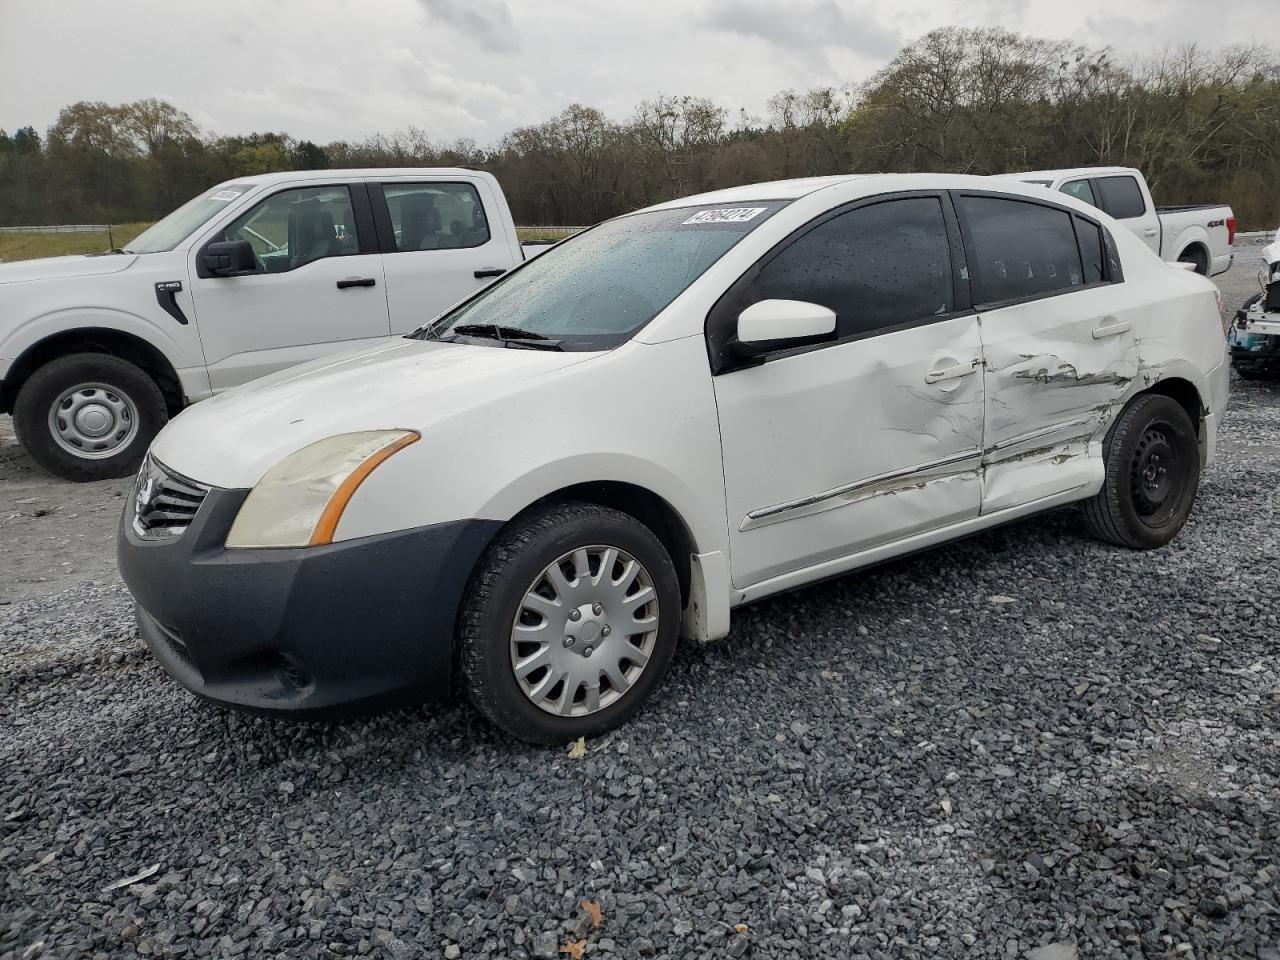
[924,360,978,384]
[1092,318,1132,339]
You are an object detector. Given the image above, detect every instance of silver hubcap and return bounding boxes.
[48,382,139,459]
[510,544,660,717]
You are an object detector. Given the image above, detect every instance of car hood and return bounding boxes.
[0,253,138,285]
[150,337,598,489]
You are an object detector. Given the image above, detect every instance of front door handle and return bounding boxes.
[336,277,376,289]
[1092,317,1132,339]
[925,360,978,384]
[474,267,506,279]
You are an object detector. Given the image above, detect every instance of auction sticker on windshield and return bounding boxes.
[210,190,243,202]
[683,207,768,225]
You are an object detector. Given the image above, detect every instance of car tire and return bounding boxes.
[458,501,681,744]
[1083,393,1200,549]
[12,353,168,482]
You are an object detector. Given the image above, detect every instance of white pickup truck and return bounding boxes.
[0,168,529,480]
[1007,166,1235,277]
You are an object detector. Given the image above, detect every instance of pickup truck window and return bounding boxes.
[747,197,953,339]
[125,182,254,254]
[423,201,788,351]
[1059,179,1097,207]
[1094,176,1147,220]
[959,195,1084,304]
[383,183,490,251]
[219,186,361,273]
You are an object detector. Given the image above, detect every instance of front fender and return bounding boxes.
[0,306,192,367]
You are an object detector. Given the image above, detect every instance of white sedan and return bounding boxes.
[118,173,1230,743]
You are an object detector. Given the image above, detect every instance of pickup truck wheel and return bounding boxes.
[459,502,680,744]
[1083,394,1199,549]
[12,353,168,482]
[1177,247,1208,275]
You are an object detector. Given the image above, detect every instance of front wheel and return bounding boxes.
[458,502,681,744]
[12,353,168,482]
[1083,394,1200,549]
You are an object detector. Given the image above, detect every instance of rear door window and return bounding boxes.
[1094,176,1147,220]
[383,182,490,251]
[958,195,1084,304]
[747,196,954,339]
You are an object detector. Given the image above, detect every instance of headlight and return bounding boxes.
[225,430,419,548]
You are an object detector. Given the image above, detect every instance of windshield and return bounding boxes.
[417,201,789,350]
[125,182,254,253]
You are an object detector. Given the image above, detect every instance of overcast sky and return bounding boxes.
[0,0,1272,146]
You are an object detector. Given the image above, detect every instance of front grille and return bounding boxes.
[131,456,209,540]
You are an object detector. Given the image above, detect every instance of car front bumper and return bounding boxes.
[117,481,500,715]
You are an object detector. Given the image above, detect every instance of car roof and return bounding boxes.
[638,175,876,211]
[1000,166,1140,182]
[222,167,496,187]
[637,171,1080,213]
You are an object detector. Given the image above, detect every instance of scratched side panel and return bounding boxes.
[715,316,985,587]
[978,285,1141,513]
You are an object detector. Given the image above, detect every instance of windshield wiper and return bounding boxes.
[446,323,563,351]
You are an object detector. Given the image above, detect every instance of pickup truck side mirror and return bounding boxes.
[199,239,257,277]
[733,299,837,358]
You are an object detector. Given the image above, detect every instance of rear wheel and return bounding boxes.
[12,353,168,482]
[1083,394,1200,549]
[459,502,681,744]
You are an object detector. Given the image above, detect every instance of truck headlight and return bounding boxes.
[225,430,419,548]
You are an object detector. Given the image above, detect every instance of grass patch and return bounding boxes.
[516,227,582,242]
[0,223,153,262]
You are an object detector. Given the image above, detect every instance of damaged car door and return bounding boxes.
[953,192,1137,513]
[711,193,984,588]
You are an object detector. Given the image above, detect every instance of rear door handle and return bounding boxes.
[1092,317,1132,339]
[924,360,978,384]
[336,277,376,289]
[1143,228,1158,237]
[474,267,506,279]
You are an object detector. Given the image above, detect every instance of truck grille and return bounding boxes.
[131,456,209,540]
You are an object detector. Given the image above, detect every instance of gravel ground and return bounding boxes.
[2,256,1278,960]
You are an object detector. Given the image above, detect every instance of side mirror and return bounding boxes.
[734,299,837,356]
[200,239,256,277]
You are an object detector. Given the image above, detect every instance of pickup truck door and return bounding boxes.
[711,193,985,590]
[366,176,523,334]
[954,192,1138,513]
[186,181,390,392]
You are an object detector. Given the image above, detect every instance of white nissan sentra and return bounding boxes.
[118,174,1230,743]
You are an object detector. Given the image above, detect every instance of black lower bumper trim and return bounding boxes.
[118,484,501,715]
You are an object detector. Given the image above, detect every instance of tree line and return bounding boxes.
[2,27,1278,230]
